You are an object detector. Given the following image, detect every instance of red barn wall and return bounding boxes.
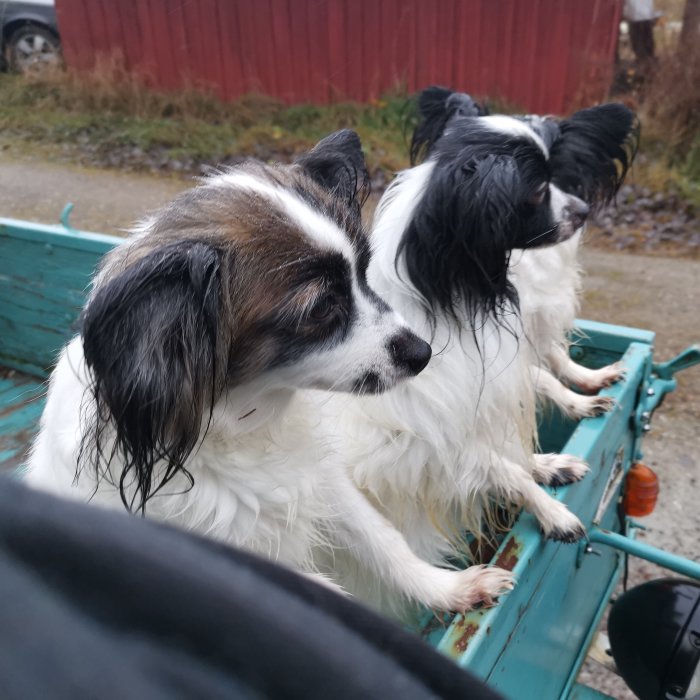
[55,0,623,114]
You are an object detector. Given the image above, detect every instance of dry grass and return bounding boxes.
[641,44,700,157]
[612,23,700,203]
[17,54,281,123]
[0,56,416,176]
[2,47,698,207]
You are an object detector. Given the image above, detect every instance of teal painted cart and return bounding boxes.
[1,213,699,700]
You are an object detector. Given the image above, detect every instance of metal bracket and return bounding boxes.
[59,202,78,234]
[633,345,700,443]
[653,345,700,380]
[588,527,700,580]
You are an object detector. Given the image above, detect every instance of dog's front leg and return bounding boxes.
[324,474,514,613]
[531,365,615,420]
[548,344,625,394]
[485,449,586,543]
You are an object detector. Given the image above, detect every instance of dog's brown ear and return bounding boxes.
[80,240,223,513]
[296,129,369,209]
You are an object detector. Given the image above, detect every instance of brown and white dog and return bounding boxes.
[25,130,513,611]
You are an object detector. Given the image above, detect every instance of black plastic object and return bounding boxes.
[609,578,700,700]
[0,478,504,700]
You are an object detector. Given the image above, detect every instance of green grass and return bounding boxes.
[1,60,698,212]
[0,69,416,176]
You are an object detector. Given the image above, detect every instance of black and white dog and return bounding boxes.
[25,130,512,612]
[313,95,636,614]
[412,87,638,423]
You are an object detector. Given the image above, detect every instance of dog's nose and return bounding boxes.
[566,197,589,231]
[388,330,432,375]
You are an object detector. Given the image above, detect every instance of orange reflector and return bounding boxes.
[622,463,659,517]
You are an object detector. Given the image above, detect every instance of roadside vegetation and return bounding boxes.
[0,12,698,256]
[0,49,697,199]
[0,57,415,184]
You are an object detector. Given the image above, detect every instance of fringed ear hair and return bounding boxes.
[397,152,520,333]
[79,240,224,514]
[410,86,487,165]
[549,103,640,208]
[295,129,370,215]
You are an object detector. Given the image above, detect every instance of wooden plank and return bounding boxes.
[431,0,456,89]
[457,0,480,95]
[83,0,110,64]
[180,0,205,89]
[136,0,158,83]
[415,0,437,91]
[252,0,278,96]
[271,0,295,102]
[216,0,245,101]
[113,0,144,70]
[307,0,330,103]
[379,0,398,88]
[327,0,348,99]
[290,0,312,103]
[167,0,193,92]
[55,0,622,113]
[345,0,364,101]
[235,0,261,94]
[0,370,45,472]
[0,225,111,374]
[391,0,414,92]
[0,219,120,253]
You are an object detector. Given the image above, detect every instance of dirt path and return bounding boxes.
[2,156,699,699]
[0,155,188,234]
[578,248,700,699]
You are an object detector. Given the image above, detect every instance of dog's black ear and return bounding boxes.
[296,129,370,210]
[411,86,486,165]
[398,153,519,330]
[549,103,639,207]
[80,240,223,514]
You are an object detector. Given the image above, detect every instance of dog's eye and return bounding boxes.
[529,184,549,206]
[310,294,338,322]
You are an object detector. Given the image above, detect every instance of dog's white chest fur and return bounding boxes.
[26,338,334,571]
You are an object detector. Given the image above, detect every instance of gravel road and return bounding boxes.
[577,248,700,699]
[0,155,188,234]
[2,155,698,699]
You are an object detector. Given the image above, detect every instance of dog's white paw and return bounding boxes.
[537,499,586,543]
[563,393,616,419]
[576,362,626,393]
[446,564,516,612]
[533,453,590,487]
[582,395,616,417]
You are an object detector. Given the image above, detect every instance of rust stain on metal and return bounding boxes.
[493,536,523,571]
[453,623,479,654]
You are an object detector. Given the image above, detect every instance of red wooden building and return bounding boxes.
[55,0,623,115]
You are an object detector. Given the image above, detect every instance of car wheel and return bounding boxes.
[7,24,60,73]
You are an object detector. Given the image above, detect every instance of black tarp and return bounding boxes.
[0,478,502,700]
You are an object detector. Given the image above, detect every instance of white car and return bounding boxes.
[1,0,60,72]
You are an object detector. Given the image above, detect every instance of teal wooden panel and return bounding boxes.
[0,219,119,377]
[0,218,122,254]
[418,336,656,700]
[0,370,46,473]
[572,319,655,354]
